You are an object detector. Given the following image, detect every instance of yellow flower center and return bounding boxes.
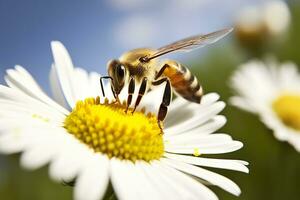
[272,94,300,131]
[64,97,164,162]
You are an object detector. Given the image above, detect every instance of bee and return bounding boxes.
[100,28,233,124]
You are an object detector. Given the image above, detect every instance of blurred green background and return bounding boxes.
[1,0,300,200]
[192,2,300,200]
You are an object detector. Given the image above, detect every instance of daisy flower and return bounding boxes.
[230,59,300,152]
[234,0,290,48]
[0,41,248,200]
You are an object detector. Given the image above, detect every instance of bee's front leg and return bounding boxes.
[131,77,147,114]
[125,76,135,113]
[100,76,120,103]
[152,78,171,131]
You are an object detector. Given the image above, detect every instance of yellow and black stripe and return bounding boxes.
[162,60,203,103]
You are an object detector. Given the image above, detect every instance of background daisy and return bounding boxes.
[230,59,300,151]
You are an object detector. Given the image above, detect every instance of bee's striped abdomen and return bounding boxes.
[162,60,203,103]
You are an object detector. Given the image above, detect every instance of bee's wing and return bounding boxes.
[146,28,233,60]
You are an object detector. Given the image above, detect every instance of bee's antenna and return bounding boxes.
[144,54,162,61]
[139,56,150,63]
[99,76,114,97]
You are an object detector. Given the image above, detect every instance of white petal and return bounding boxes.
[0,86,67,123]
[49,64,69,109]
[149,162,186,200]
[0,124,56,154]
[5,66,68,115]
[166,133,233,145]
[115,161,161,200]
[110,159,141,200]
[89,72,103,98]
[260,111,300,152]
[20,130,65,170]
[139,82,166,114]
[0,127,27,153]
[165,101,225,135]
[168,92,219,114]
[164,115,226,140]
[165,93,220,127]
[51,41,77,108]
[6,65,43,92]
[74,154,109,200]
[189,115,226,134]
[49,136,92,182]
[157,161,218,200]
[278,62,300,91]
[134,161,168,200]
[200,93,220,105]
[0,99,65,125]
[122,162,158,200]
[151,161,216,200]
[51,42,104,107]
[229,96,256,113]
[168,96,188,111]
[73,68,90,101]
[0,117,50,133]
[165,153,249,173]
[162,158,241,196]
[230,60,278,112]
[139,161,180,200]
[165,141,243,154]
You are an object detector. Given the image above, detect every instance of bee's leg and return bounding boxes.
[100,76,119,103]
[152,78,171,130]
[100,76,113,97]
[154,63,169,80]
[125,76,135,113]
[132,77,147,114]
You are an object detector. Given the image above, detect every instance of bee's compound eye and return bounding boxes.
[117,64,125,78]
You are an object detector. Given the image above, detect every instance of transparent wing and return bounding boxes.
[145,28,233,60]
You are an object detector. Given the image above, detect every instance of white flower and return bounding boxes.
[263,0,291,37]
[234,0,291,45]
[0,41,248,200]
[230,59,300,152]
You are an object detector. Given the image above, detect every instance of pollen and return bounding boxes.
[272,94,300,131]
[64,97,164,162]
[193,148,201,157]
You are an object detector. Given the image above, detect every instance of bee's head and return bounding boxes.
[107,59,127,95]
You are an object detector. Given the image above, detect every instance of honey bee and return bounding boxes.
[100,28,233,124]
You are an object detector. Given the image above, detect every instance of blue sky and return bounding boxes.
[0,0,268,92]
